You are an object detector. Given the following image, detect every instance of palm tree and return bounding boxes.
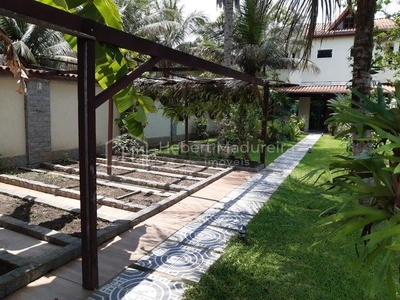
[116,0,157,34]
[118,0,208,144]
[217,0,240,67]
[0,16,76,70]
[230,0,316,77]
[145,0,207,51]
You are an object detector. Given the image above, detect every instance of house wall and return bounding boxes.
[291,35,396,86]
[301,36,353,85]
[298,97,311,132]
[144,103,172,145]
[0,77,26,159]
[50,81,119,159]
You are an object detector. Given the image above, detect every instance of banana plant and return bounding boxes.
[37,0,157,137]
[312,85,400,299]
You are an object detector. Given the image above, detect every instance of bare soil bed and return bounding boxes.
[0,194,110,238]
[96,165,184,184]
[13,171,166,205]
[15,172,79,188]
[112,156,222,175]
[69,185,165,206]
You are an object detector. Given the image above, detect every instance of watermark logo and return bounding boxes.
[106,135,291,167]
[105,133,148,158]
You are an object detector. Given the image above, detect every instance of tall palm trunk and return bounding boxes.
[351,0,376,155]
[223,0,234,67]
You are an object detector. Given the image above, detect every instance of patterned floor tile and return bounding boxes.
[213,199,264,215]
[136,240,220,282]
[242,190,272,203]
[168,222,236,252]
[192,208,253,230]
[86,283,141,300]
[88,269,186,300]
[250,183,280,194]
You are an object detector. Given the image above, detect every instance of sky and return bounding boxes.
[181,0,221,21]
[181,0,400,22]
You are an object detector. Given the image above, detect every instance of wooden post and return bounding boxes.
[107,98,114,175]
[77,37,98,290]
[260,82,269,165]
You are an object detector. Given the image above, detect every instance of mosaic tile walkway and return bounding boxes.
[87,134,321,300]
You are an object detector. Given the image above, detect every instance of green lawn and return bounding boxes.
[154,136,304,166]
[184,135,389,300]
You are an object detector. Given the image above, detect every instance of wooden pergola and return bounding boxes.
[0,0,269,290]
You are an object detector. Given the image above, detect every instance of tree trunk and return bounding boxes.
[223,0,234,67]
[352,0,376,156]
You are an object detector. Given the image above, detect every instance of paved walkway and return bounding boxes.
[6,134,321,300]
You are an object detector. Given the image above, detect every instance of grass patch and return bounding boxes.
[153,135,305,166]
[184,135,388,300]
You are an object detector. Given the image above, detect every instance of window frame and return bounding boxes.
[317,49,333,58]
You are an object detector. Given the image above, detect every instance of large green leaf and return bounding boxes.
[123,114,144,137]
[93,0,122,30]
[65,0,87,10]
[138,95,157,113]
[113,85,137,114]
[38,0,67,9]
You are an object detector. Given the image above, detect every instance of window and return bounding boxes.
[343,15,355,29]
[317,49,333,58]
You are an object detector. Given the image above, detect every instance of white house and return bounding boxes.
[277,8,396,132]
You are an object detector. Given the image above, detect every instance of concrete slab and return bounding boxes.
[5,274,90,300]
[0,227,61,259]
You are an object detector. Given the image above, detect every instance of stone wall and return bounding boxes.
[25,80,52,166]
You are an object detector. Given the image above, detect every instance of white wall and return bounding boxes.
[50,81,119,152]
[0,77,26,157]
[273,69,303,85]
[144,102,171,139]
[176,117,195,136]
[298,35,397,86]
[301,36,353,85]
[298,97,311,131]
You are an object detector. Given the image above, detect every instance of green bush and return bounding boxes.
[267,115,303,143]
[311,86,400,299]
[194,117,208,140]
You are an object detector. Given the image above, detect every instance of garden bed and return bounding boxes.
[0,194,110,238]
[11,170,167,206]
[111,156,222,175]
[96,165,199,186]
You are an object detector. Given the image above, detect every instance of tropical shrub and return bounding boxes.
[218,101,261,160]
[194,117,208,140]
[112,134,146,157]
[311,86,400,299]
[267,115,303,143]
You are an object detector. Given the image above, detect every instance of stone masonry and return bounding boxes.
[25,80,51,166]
